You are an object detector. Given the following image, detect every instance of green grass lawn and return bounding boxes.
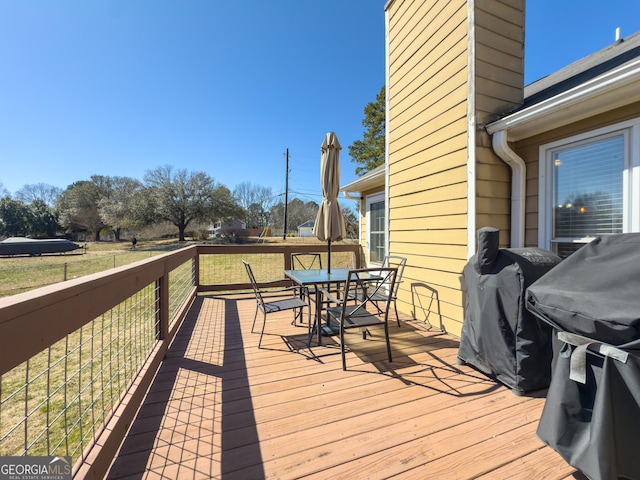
[0,239,175,298]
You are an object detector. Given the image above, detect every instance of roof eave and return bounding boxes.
[486,57,640,141]
[340,165,385,197]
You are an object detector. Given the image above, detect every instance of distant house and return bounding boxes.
[210,219,246,237]
[297,220,315,237]
[342,0,640,336]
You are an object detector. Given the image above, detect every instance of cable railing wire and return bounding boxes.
[0,258,191,466]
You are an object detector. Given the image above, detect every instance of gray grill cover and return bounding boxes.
[458,227,562,394]
[526,233,640,480]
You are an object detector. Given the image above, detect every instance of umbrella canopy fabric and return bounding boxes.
[314,132,346,242]
[313,132,346,273]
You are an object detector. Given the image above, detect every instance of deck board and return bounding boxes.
[105,294,580,479]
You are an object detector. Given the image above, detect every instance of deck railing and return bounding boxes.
[0,242,361,479]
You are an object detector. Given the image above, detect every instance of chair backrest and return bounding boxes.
[381,256,406,297]
[243,260,266,310]
[343,267,398,318]
[291,253,322,270]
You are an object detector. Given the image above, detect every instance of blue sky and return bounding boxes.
[1,0,640,208]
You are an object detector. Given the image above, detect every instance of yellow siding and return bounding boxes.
[390,228,468,246]
[391,242,468,263]
[473,0,525,249]
[390,182,467,209]
[393,198,467,219]
[391,73,468,147]
[393,148,467,185]
[393,165,467,199]
[476,214,510,231]
[358,198,366,255]
[393,214,468,231]
[474,0,525,122]
[387,0,525,336]
[391,127,468,170]
[389,2,467,93]
[387,0,469,336]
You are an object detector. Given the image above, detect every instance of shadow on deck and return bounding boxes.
[105,294,581,479]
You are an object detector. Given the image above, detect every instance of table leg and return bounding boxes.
[316,288,322,346]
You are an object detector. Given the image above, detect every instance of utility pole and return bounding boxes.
[283,148,289,240]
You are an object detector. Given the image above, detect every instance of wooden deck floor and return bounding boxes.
[105,294,582,480]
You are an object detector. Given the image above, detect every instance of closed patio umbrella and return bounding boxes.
[313,132,346,273]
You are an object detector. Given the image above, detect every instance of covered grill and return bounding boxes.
[457,227,562,395]
[526,233,640,480]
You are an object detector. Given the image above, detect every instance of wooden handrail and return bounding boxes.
[0,241,363,480]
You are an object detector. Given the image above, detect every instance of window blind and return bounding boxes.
[552,134,624,244]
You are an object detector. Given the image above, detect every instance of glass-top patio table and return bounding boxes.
[284,268,381,346]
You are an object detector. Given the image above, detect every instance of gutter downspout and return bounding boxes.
[342,191,360,201]
[466,1,477,260]
[384,6,391,260]
[492,129,526,248]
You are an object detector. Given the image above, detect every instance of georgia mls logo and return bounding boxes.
[48,457,72,476]
[0,456,72,480]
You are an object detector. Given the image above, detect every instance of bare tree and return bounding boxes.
[0,182,9,199]
[233,182,275,229]
[342,206,359,240]
[270,198,319,235]
[15,183,62,207]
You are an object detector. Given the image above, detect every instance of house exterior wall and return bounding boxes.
[473,0,525,248]
[514,101,640,246]
[386,0,525,336]
[387,0,469,336]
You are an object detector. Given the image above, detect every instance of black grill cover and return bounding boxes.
[458,227,562,394]
[526,233,640,480]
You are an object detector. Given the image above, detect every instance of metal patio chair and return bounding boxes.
[321,267,398,370]
[243,260,308,348]
[378,256,407,326]
[291,252,323,271]
[348,256,406,327]
[290,253,323,325]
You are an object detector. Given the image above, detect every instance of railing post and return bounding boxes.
[193,250,200,292]
[156,263,169,341]
[355,246,363,269]
[283,246,292,270]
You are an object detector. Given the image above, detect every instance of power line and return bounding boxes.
[283,148,289,239]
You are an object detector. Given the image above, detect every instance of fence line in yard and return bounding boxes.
[0,251,155,297]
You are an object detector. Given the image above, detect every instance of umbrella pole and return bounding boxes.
[327,239,331,274]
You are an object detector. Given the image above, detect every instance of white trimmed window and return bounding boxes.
[539,118,640,257]
[366,192,385,264]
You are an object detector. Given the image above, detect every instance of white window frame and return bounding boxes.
[366,192,385,266]
[538,117,640,252]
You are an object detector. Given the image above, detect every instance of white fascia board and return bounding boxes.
[486,58,640,140]
[340,165,385,198]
